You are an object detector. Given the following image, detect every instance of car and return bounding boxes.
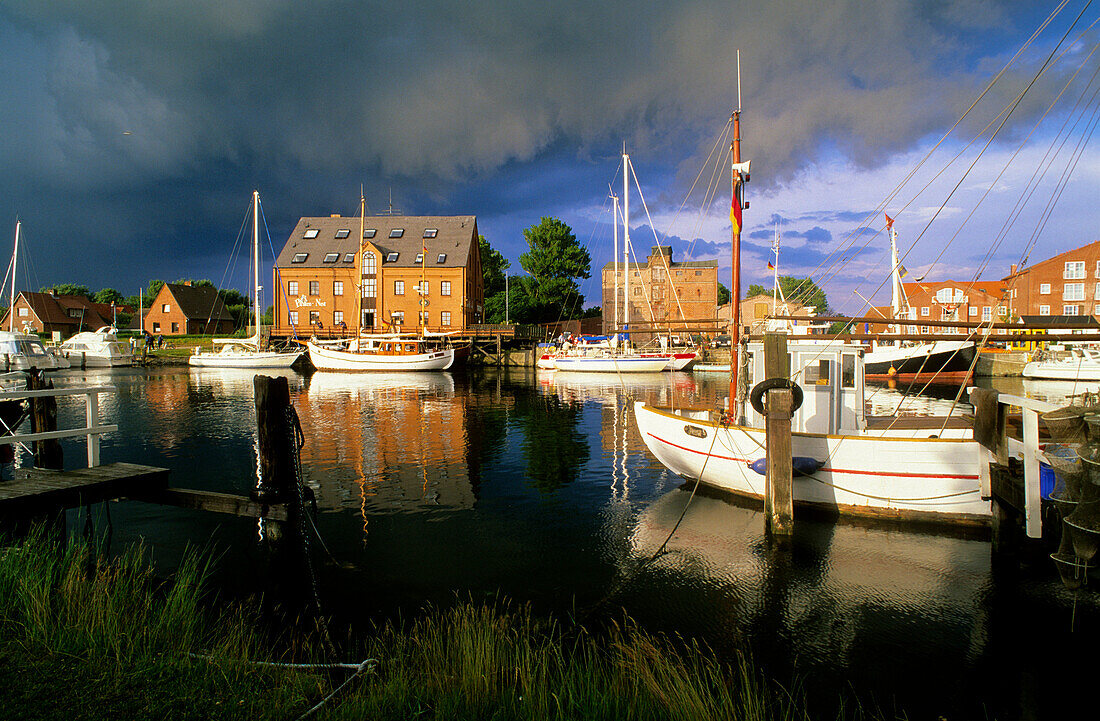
[713,334,731,347]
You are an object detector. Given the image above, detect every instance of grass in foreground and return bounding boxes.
[0,528,890,720]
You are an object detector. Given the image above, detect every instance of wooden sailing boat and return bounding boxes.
[305,193,455,372]
[190,191,305,368]
[632,95,990,526]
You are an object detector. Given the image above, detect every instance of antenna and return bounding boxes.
[736,49,742,112]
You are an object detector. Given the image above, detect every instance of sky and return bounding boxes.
[1,0,1098,314]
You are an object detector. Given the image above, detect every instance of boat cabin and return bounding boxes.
[744,340,865,435]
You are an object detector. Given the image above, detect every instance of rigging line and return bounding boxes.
[781,0,1074,308]
[629,160,693,327]
[205,199,251,334]
[912,0,1094,285]
[1013,58,1100,269]
[260,202,301,343]
[664,117,731,257]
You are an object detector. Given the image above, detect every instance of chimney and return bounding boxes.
[1010,264,1017,275]
[184,280,192,286]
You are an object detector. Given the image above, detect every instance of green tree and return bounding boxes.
[94,288,124,305]
[42,284,91,298]
[718,282,731,306]
[173,278,215,289]
[518,217,591,320]
[145,280,165,304]
[479,235,510,298]
[746,275,829,314]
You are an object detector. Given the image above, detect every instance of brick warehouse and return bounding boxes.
[272,214,483,338]
[601,245,718,344]
[1003,239,1100,319]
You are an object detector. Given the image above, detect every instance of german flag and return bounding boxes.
[730,181,743,234]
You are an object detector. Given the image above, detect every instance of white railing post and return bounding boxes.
[1022,407,1041,538]
[86,390,100,467]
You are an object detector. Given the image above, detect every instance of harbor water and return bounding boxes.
[37,366,1100,719]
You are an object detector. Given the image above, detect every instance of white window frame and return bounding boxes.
[982,306,992,321]
[288,281,299,296]
[441,280,452,296]
[333,310,344,325]
[1040,283,1051,295]
[441,310,451,326]
[1064,305,1080,315]
[394,280,405,296]
[333,281,344,296]
[968,306,977,316]
[1065,261,1086,279]
[1039,305,1050,316]
[1064,283,1084,301]
[363,252,377,273]
[921,307,929,316]
[309,280,320,296]
[362,278,377,298]
[162,304,170,313]
[289,311,299,325]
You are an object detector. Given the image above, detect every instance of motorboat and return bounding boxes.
[307,335,455,372]
[60,327,133,367]
[1022,347,1100,381]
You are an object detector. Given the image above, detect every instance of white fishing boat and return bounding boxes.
[1022,347,1100,381]
[60,327,133,367]
[189,191,304,369]
[633,105,989,526]
[0,222,64,372]
[307,335,455,372]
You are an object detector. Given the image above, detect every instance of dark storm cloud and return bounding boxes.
[0,1,1070,289]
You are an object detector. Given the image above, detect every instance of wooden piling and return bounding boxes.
[253,375,295,504]
[763,334,794,537]
[27,370,63,471]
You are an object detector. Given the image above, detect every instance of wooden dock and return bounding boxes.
[0,462,169,516]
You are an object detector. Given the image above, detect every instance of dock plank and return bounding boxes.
[0,463,169,515]
[131,488,288,521]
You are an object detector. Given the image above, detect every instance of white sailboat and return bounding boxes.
[633,101,989,526]
[0,221,65,372]
[189,191,304,368]
[305,193,456,372]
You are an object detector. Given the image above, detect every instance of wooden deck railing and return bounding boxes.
[0,385,117,467]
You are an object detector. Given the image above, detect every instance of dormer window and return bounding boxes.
[437,253,447,263]
[389,228,404,238]
[386,252,399,262]
[423,228,438,238]
[292,253,309,263]
[343,253,355,262]
[323,253,339,263]
[415,253,424,263]
[363,229,376,239]
[335,229,350,239]
[303,229,319,239]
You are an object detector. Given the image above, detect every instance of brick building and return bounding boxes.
[143,282,235,336]
[272,214,483,338]
[866,279,1009,334]
[721,294,817,335]
[0,291,116,337]
[1002,240,1100,319]
[601,246,718,344]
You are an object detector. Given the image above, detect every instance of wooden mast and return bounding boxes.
[729,111,744,415]
[357,189,365,337]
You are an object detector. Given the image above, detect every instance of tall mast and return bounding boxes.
[886,214,908,332]
[623,150,630,332]
[252,191,260,339]
[612,190,620,335]
[357,190,365,336]
[9,221,19,333]
[729,111,744,413]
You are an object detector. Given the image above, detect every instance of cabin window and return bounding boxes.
[415,253,423,263]
[334,229,350,239]
[1040,283,1051,294]
[441,311,451,326]
[363,229,376,238]
[288,312,298,325]
[394,280,405,296]
[323,253,339,263]
[333,311,344,325]
[309,281,319,295]
[344,253,355,262]
[437,253,446,263]
[695,270,702,276]
[406,344,416,352]
[303,229,319,239]
[292,253,308,263]
[816,360,831,385]
[389,228,404,238]
[363,252,377,273]
[161,304,170,313]
[424,228,438,238]
[1065,261,1085,279]
[386,252,399,262]
[441,281,452,296]
[333,281,344,296]
[288,281,299,296]
[362,278,376,298]
[841,355,855,388]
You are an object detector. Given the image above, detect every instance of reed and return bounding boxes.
[0,528,894,720]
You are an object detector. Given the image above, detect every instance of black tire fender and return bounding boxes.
[749,378,804,415]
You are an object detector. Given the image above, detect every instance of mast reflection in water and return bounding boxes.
[46,366,1098,720]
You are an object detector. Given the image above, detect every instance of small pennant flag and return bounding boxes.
[898,264,908,278]
[766,261,775,270]
[885,213,894,229]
